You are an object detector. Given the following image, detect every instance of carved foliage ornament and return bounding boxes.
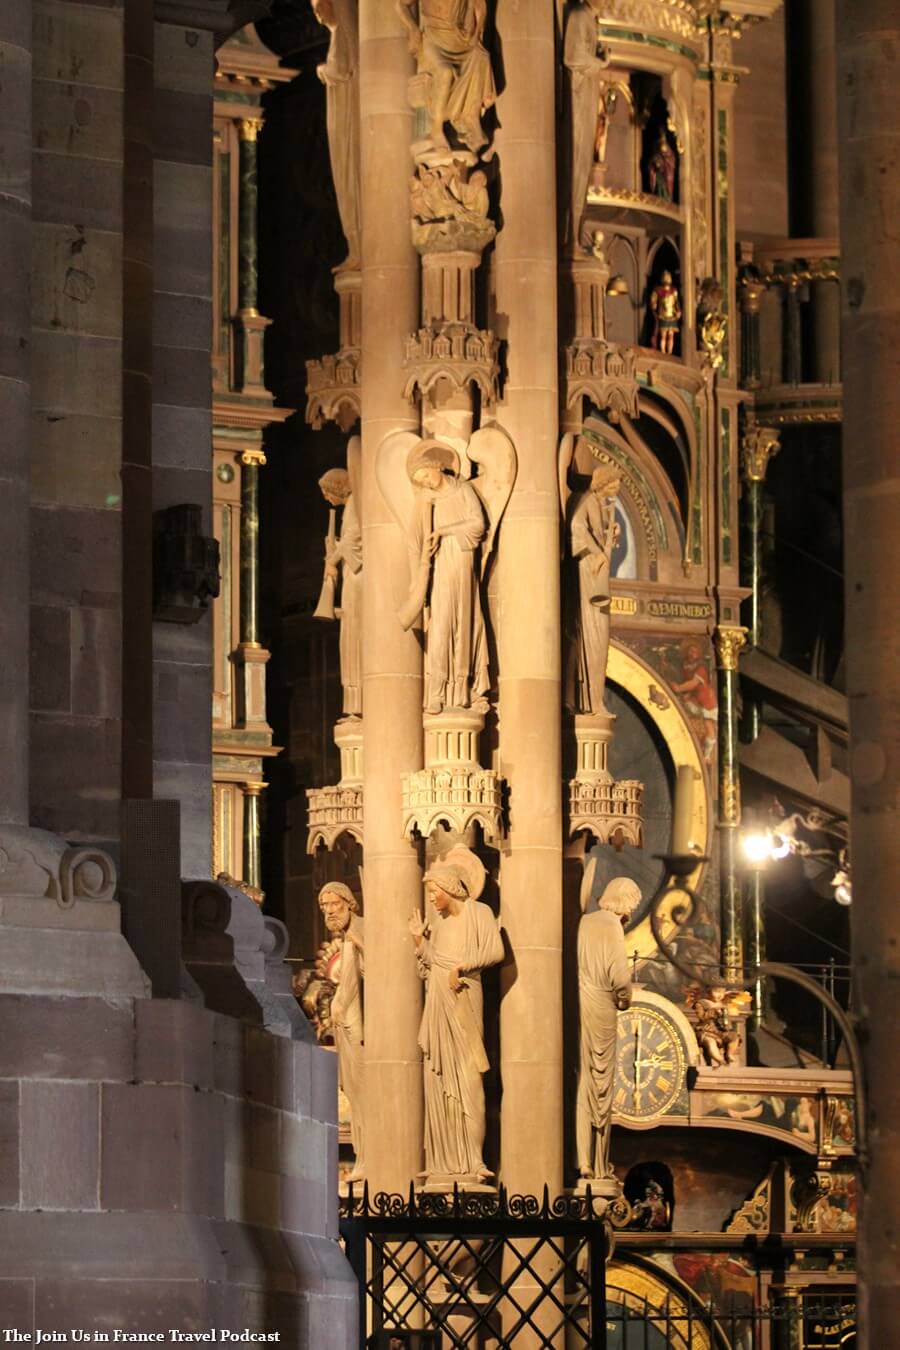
[714,625,747,672]
[741,422,781,482]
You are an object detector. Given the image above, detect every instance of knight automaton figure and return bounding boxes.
[646,128,676,202]
[649,269,681,355]
[408,845,504,1187]
[318,881,366,1179]
[576,877,641,1192]
[315,465,362,718]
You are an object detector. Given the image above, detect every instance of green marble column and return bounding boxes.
[242,785,262,890]
[739,276,764,390]
[715,625,747,983]
[237,118,261,315]
[739,422,781,742]
[746,867,766,1031]
[239,448,262,647]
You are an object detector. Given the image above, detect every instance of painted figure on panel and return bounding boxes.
[408,846,504,1186]
[397,0,496,154]
[318,881,365,1180]
[567,465,622,715]
[668,638,717,761]
[576,877,641,1191]
[316,466,363,717]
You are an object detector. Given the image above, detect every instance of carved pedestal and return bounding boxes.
[306,718,364,852]
[568,713,644,847]
[402,711,504,843]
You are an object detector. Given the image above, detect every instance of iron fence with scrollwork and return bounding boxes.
[340,1187,856,1349]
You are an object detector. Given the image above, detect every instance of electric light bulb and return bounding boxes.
[741,831,773,866]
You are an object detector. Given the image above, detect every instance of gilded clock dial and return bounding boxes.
[614,1004,686,1123]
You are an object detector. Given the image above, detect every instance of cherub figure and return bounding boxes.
[689,985,744,1068]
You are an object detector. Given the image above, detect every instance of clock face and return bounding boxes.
[614,1003,687,1123]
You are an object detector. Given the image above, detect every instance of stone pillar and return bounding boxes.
[358,0,423,1194]
[836,3,900,1340]
[151,19,215,878]
[739,421,781,742]
[804,0,841,383]
[0,3,31,825]
[242,783,262,891]
[493,1,563,1197]
[714,626,747,983]
[239,450,260,646]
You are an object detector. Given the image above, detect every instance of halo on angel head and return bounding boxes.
[318,880,360,913]
[598,876,641,918]
[318,467,352,501]
[424,844,486,902]
[406,438,461,484]
[590,463,621,494]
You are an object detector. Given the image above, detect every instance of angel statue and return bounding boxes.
[313,439,362,717]
[560,439,622,715]
[397,0,496,154]
[408,845,504,1186]
[310,0,360,270]
[379,429,516,716]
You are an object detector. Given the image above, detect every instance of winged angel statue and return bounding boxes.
[377,428,516,715]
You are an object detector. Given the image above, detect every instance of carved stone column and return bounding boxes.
[714,625,747,983]
[836,3,900,1340]
[0,2,31,825]
[492,0,563,1199]
[739,274,765,390]
[358,0,423,1195]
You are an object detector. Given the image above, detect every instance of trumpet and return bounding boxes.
[313,508,337,621]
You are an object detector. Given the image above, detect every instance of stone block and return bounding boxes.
[0,928,149,1000]
[33,152,123,234]
[0,994,135,1081]
[36,1277,218,1334]
[101,1082,224,1218]
[20,1081,100,1210]
[31,412,122,511]
[29,605,71,713]
[292,1038,314,1119]
[135,998,214,1088]
[282,1230,359,1301]
[0,203,32,382]
[153,24,213,96]
[29,713,121,844]
[281,1113,328,1183]
[279,1175,328,1237]
[33,79,123,164]
[0,1082,20,1208]
[154,160,212,297]
[0,1280,33,1334]
[154,88,213,168]
[0,43,32,201]
[32,330,122,419]
[211,1217,294,1290]
[153,343,211,410]
[153,292,211,353]
[30,503,121,608]
[224,1164,279,1228]
[243,1024,294,1112]
[223,1097,279,1174]
[0,1210,225,1281]
[211,1014,243,1097]
[151,760,212,878]
[153,659,216,765]
[71,606,121,718]
[150,404,211,471]
[310,1043,338,1125]
[33,2,124,91]
[31,221,124,342]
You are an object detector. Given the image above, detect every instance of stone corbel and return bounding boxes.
[564,340,640,424]
[402,324,500,411]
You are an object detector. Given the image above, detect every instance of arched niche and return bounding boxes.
[643,236,683,353]
[607,234,640,347]
[579,413,687,585]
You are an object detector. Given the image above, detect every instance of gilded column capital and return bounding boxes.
[741,421,781,482]
[715,625,748,671]
[238,117,263,143]
[739,277,765,315]
[239,447,267,467]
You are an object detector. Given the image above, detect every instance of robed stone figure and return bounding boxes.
[576,877,640,1189]
[319,882,366,1180]
[409,847,503,1186]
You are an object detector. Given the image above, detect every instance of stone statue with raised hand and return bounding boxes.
[408,845,503,1187]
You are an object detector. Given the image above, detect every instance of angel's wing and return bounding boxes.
[375,429,421,538]
[558,431,576,524]
[467,425,517,579]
